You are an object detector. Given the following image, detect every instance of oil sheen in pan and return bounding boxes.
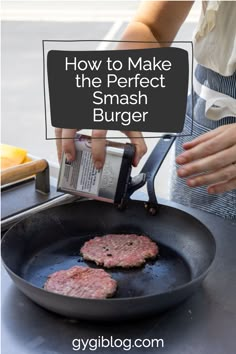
[21,235,191,298]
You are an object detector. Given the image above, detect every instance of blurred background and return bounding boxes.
[1,1,201,199]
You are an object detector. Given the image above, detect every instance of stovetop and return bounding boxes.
[1,200,236,354]
[1,175,78,231]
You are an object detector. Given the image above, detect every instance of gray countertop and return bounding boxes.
[1,200,236,354]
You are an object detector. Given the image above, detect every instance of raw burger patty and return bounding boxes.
[81,234,159,268]
[44,266,117,299]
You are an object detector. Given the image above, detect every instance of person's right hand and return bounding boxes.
[55,128,147,168]
[176,123,236,194]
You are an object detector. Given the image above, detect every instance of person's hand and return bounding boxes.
[55,128,147,168]
[176,124,236,194]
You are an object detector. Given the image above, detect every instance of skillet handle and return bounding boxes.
[1,159,50,194]
[141,135,176,214]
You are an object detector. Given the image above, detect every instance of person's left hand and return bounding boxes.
[176,123,236,194]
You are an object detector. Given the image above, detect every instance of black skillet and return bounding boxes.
[1,137,216,321]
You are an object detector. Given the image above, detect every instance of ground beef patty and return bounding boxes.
[44,266,117,299]
[81,234,159,268]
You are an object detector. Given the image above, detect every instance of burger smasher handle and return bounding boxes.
[1,159,50,194]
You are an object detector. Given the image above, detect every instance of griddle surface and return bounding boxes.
[1,179,63,220]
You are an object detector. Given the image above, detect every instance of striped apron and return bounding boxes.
[171,64,236,220]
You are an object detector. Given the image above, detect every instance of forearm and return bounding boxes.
[117,21,161,50]
[117,1,194,49]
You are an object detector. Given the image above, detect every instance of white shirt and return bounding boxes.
[193,1,236,76]
[192,1,236,120]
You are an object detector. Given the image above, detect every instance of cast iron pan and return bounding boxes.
[1,137,216,321]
